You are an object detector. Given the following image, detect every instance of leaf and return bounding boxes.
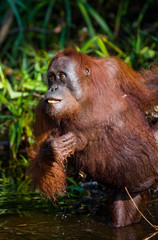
[59,27,66,49]
[0,115,14,119]
[77,1,95,39]
[0,93,15,112]
[77,0,113,40]
[7,0,23,31]
[97,38,109,56]
[140,46,155,59]
[80,36,99,52]
[67,177,79,187]
[23,82,47,92]
[64,0,72,28]
[17,179,29,193]
[42,0,56,47]
[102,36,126,56]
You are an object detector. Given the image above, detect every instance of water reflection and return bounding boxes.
[0,211,157,240]
[0,194,157,240]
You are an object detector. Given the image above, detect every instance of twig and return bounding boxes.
[0,9,14,45]
[32,93,44,98]
[125,187,158,231]
[8,23,65,35]
[143,231,158,240]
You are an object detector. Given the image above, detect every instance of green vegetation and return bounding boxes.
[0,0,158,214]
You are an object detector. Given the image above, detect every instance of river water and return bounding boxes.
[0,197,157,240]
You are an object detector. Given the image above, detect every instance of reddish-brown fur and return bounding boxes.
[29,49,158,227]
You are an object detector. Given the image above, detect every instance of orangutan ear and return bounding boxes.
[84,67,90,77]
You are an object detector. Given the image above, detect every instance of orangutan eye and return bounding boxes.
[48,73,56,87]
[48,73,55,80]
[59,72,66,81]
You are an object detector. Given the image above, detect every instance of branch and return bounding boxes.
[9,23,65,35]
[125,187,158,231]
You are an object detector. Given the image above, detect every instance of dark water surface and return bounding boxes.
[0,201,157,240]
